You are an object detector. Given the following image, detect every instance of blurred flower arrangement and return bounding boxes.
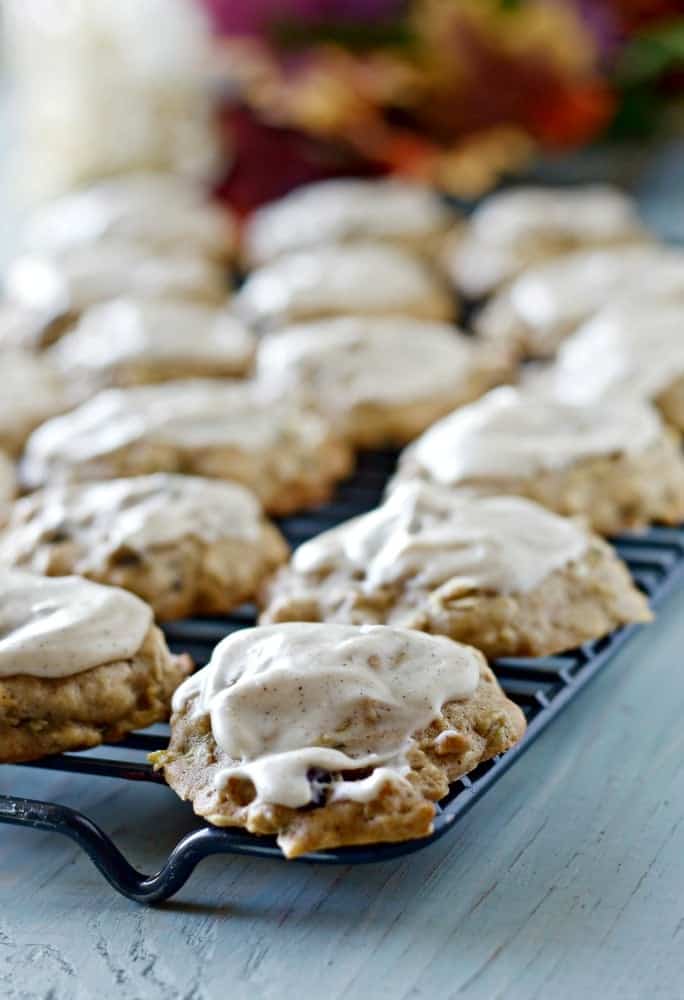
[199,0,684,212]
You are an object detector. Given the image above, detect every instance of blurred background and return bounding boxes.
[200,0,684,212]
[1,0,683,219]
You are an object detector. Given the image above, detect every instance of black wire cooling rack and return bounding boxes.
[1,449,683,904]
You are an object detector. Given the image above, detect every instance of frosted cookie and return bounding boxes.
[151,623,525,858]
[6,241,227,330]
[234,242,454,329]
[446,185,646,299]
[0,475,289,621]
[390,386,684,534]
[261,484,651,658]
[0,570,192,763]
[242,177,455,267]
[256,316,513,448]
[49,298,256,388]
[474,245,684,359]
[23,171,237,262]
[21,380,354,515]
[0,351,73,456]
[545,299,684,432]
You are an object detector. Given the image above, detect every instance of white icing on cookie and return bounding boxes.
[235,242,448,325]
[22,379,328,484]
[23,172,235,259]
[173,622,480,809]
[293,482,588,594]
[257,316,490,409]
[244,178,452,264]
[448,238,529,300]
[0,475,263,573]
[469,185,643,247]
[497,245,684,341]
[449,186,646,297]
[548,299,684,406]
[6,241,225,316]
[400,386,662,483]
[51,298,255,379]
[0,569,152,678]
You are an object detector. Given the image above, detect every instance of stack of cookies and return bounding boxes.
[1,171,682,859]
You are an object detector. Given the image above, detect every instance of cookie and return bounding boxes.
[446,185,647,299]
[21,379,354,515]
[242,177,455,267]
[6,241,228,331]
[261,483,651,658]
[0,351,73,456]
[256,316,513,448]
[23,171,237,262]
[474,245,684,359]
[0,475,289,621]
[49,298,256,388]
[0,570,192,763]
[544,298,684,432]
[390,386,684,534]
[234,242,455,329]
[151,623,525,858]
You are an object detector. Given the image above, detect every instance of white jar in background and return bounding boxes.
[4,0,218,202]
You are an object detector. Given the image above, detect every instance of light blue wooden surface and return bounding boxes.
[1,129,683,998]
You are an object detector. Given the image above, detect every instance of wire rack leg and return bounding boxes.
[0,795,232,903]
